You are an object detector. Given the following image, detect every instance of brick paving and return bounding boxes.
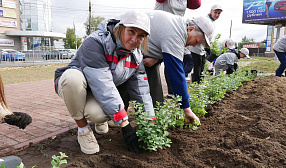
[0,79,77,157]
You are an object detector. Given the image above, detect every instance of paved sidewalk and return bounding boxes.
[0,79,77,157]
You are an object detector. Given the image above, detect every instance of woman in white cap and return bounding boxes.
[54,10,154,154]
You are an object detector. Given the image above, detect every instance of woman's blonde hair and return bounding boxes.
[0,75,11,112]
[113,24,149,54]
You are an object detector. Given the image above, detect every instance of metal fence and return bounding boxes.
[0,50,71,67]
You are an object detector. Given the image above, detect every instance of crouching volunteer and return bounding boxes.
[0,75,32,129]
[214,42,249,75]
[54,10,154,154]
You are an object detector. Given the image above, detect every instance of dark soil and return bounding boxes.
[15,75,286,168]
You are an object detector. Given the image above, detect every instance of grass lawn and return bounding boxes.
[240,56,280,73]
[0,64,68,84]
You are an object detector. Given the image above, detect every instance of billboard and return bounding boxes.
[243,0,286,23]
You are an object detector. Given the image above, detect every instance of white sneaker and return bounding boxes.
[107,120,120,127]
[186,77,191,81]
[95,122,109,134]
[78,127,99,154]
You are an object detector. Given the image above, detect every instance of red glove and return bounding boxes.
[187,0,201,9]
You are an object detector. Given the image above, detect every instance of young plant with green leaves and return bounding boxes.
[130,96,199,151]
[188,67,255,117]
[210,34,228,56]
[51,152,68,168]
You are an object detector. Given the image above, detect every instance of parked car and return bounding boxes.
[58,49,72,59]
[0,49,26,61]
[42,50,61,60]
[274,1,286,12]
[64,49,77,58]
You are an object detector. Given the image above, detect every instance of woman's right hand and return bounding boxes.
[143,57,159,67]
[121,123,144,153]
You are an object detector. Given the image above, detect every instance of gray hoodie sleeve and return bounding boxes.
[79,37,128,125]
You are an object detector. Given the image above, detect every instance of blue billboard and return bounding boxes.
[243,0,286,23]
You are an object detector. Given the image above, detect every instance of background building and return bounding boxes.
[0,0,21,50]
[0,0,65,51]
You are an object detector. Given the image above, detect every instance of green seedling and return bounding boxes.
[130,95,198,151]
[51,152,68,168]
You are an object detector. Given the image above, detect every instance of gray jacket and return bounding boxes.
[214,49,239,74]
[55,19,154,125]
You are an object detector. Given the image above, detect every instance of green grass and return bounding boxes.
[240,57,279,73]
[0,64,68,84]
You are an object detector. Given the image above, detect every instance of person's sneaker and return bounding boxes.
[78,127,99,154]
[95,122,109,134]
[107,120,120,128]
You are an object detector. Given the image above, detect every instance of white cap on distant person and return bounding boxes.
[240,48,250,58]
[118,10,150,35]
[193,16,215,47]
[224,38,236,49]
[211,4,223,11]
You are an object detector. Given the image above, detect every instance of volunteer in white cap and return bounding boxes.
[240,48,250,59]
[209,4,223,21]
[154,0,201,98]
[141,10,215,126]
[54,10,154,154]
[214,42,249,75]
[189,4,223,83]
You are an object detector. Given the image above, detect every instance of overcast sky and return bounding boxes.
[51,0,271,43]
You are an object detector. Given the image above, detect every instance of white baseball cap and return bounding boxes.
[240,48,250,58]
[118,10,150,35]
[211,4,223,11]
[224,38,236,49]
[193,16,215,47]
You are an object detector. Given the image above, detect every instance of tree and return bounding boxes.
[64,28,82,49]
[238,36,266,49]
[84,16,105,36]
[241,36,255,43]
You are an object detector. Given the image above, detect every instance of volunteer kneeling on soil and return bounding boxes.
[0,75,32,129]
[54,10,154,154]
[214,41,250,75]
[143,10,215,126]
